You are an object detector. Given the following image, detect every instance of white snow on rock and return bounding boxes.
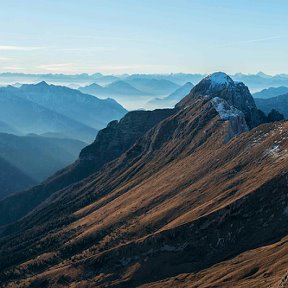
[211,97,249,142]
[211,97,243,120]
[205,72,234,87]
[265,144,281,158]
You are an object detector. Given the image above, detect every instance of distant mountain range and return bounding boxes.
[2,72,288,92]
[0,82,127,142]
[0,133,86,199]
[253,86,288,98]
[147,82,194,108]
[79,78,180,110]
[79,80,146,97]
[255,94,288,118]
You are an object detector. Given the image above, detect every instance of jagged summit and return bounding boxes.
[34,80,49,87]
[177,71,263,128]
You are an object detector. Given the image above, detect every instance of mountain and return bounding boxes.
[0,83,127,142]
[147,82,194,109]
[19,81,127,130]
[93,75,120,86]
[0,133,86,199]
[123,73,204,85]
[2,72,288,92]
[78,83,108,96]
[178,72,264,128]
[255,93,288,118]
[0,85,98,142]
[106,80,145,95]
[232,73,288,91]
[0,157,36,200]
[0,109,174,225]
[0,73,287,288]
[125,77,180,95]
[79,81,146,97]
[253,86,288,99]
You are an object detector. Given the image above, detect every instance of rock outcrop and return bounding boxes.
[177,72,264,128]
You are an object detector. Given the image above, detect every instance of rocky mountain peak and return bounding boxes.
[176,72,263,129]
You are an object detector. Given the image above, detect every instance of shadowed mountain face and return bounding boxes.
[255,93,288,118]
[0,73,287,288]
[0,157,36,200]
[0,133,86,199]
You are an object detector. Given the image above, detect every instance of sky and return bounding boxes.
[0,0,288,75]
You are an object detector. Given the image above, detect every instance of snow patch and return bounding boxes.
[206,72,234,87]
[265,144,280,158]
[211,97,244,120]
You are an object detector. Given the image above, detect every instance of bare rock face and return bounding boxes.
[177,72,263,128]
[80,109,174,163]
[211,96,249,142]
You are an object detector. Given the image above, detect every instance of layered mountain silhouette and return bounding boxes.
[255,94,288,119]
[0,73,287,288]
[0,133,86,199]
[79,81,146,97]
[124,77,180,95]
[79,79,180,110]
[0,83,127,142]
[0,157,36,200]
[253,86,288,99]
[147,82,194,109]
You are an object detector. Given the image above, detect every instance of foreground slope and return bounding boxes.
[0,73,287,288]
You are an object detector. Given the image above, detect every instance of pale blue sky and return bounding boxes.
[0,0,287,74]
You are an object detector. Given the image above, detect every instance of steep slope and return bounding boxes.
[255,93,288,118]
[0,109,174,226]
[253,86,288,99]
[0,73,287,288]
[19,82,127,130]
[0,133,86,182]
[0,86,98,142]
[147,82,194,109]
[177,72,264,128]
[0,157,36,199]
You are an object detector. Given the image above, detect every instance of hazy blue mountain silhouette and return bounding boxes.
[253,86,288,99]
[255,94,288,118]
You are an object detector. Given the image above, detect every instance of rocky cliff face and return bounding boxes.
[80,109,174,163]
[177,72,264,128]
